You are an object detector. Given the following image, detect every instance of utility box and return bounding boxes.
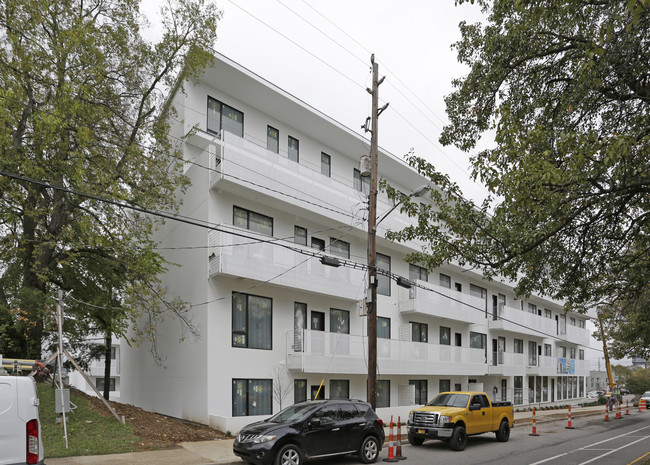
[55,388,71,413]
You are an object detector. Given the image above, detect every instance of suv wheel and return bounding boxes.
[275,444,303,465]
[359,435,379,463]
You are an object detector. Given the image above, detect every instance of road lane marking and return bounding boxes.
[529,425,650,465]
[627,451,650,465]
[577,435,650,465]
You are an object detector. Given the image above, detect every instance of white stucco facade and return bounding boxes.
[120,53,592,434]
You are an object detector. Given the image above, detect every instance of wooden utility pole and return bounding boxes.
[366,54,387,410]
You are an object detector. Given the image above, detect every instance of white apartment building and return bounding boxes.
[69,338,121,401]
[120,53,591,434]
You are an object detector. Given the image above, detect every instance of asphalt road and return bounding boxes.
[305,413,650,465]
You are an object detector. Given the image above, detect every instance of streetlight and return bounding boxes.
[366,183,429,410]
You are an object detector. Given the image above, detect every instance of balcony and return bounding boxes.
[208,225,365,301]
[200,130,416,234]
[87,358,120,377]
[487,352,526,376]
[561,324,591,347]
[488,305,556,338]
[397,283,485,324]
[286,330,486,376]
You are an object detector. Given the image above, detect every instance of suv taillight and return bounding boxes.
[26,419,39,464]
[376,418,384,428]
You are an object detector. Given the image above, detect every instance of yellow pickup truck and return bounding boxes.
[407,391,514,451]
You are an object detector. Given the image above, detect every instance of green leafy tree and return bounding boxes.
[387,0,650,315]
[0,0,221,390]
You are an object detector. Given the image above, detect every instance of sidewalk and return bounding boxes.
[44,404,620,465]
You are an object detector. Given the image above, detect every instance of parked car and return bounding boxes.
[233,399,385,465]
[0,375,44,464]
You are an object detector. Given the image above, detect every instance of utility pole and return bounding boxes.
[366,54,388,410]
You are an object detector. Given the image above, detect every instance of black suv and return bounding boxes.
[233,399,385,465]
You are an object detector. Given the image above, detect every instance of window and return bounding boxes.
[439,274,451,289]
[353,168,370,194]
[207,97,243,137]
[377,316,391,339]
[311,237,325,251]
[321,152,331,177]
[570,347,576,359]
[470,284,487,299]
[545,308,552,319]
[98,346,117,360]
[514,339,524,354]
[570,317,576,326]
[96,377,115,392]
[232,379,272,416]
[232,293,272,349]
[455,333,462,347]
[528,303,537,314]
[233,206,273,236]
[267,125,279,153]
[377,380,390,408]
[560,346,567,357]
[377,253,391,296]
[411,322,428,343]
[439,379,451,393]
[528,341,537,366]
[579,349,585,360]
[470,331,486,349]
[311,311,325,331]
[544,344,552,357]
[294,226,307,246]
[330,308,350,334]
[294,379,307,403]
[330,238,350,259]
[330,380,349,399]
[455,282,462,292]
[409,264,428,282]
[410,380,428,405]
[288,136,299,162]
[579,319,586,328]
[440,326,451,345]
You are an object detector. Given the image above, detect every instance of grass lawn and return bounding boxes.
[38,382,141,458]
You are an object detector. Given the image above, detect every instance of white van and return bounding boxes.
[0,376,44,464]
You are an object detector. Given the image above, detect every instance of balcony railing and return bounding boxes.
[398,283,485,324]
[208,225,365,301]
[488,305,557,337]
[562,324,591,347]
[286,329,486,376]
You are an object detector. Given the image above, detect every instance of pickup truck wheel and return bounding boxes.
[496,420,510,442]
[407,433,424,446]
[449,425,467,451]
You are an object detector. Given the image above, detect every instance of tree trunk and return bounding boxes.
[103,330,112,401]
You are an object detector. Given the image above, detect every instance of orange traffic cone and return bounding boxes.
[604,404,610,422]
[395,416,406,460]
[626,400,630,416]
[383,416,399,463]
[529,407,540,436]
[565,405,574,429]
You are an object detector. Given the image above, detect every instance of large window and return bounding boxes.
[411,322,428,343]
[528,303,537,314]
[311,237,325,251]
[267,125,279,153]
[288,136,299,162]
[311,311,325,331]
[294,379,307,404]
[514,338,524,354]
[330,308,350,334]
[353,168,370,194]
[470,331,486,349]
[330,238,350,259]
[207,97,243,137]
[440,326,451,345]
[439,274,451,289]
[232,379,272,416]
[377,253,391,296]
[294,226,307,246]
[321,152,331,177]
[528,341,537,366]
[377,380,390,408]
[232,293,272,349]
[410,380,428,405]
[377,316,391,339]
[470,283,487,300]
[439,379,451,393]
[409,264,428,282]
[330,380,349,399]
[96,377,115,392]
[233,206,273,236]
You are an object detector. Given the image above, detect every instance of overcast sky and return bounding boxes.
[144,0,490,202]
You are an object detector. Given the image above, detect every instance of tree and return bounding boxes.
[0,0,221,384]
[272,365,292,411]
[387,0,650,314]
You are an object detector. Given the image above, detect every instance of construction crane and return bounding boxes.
[597,314,616,391]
